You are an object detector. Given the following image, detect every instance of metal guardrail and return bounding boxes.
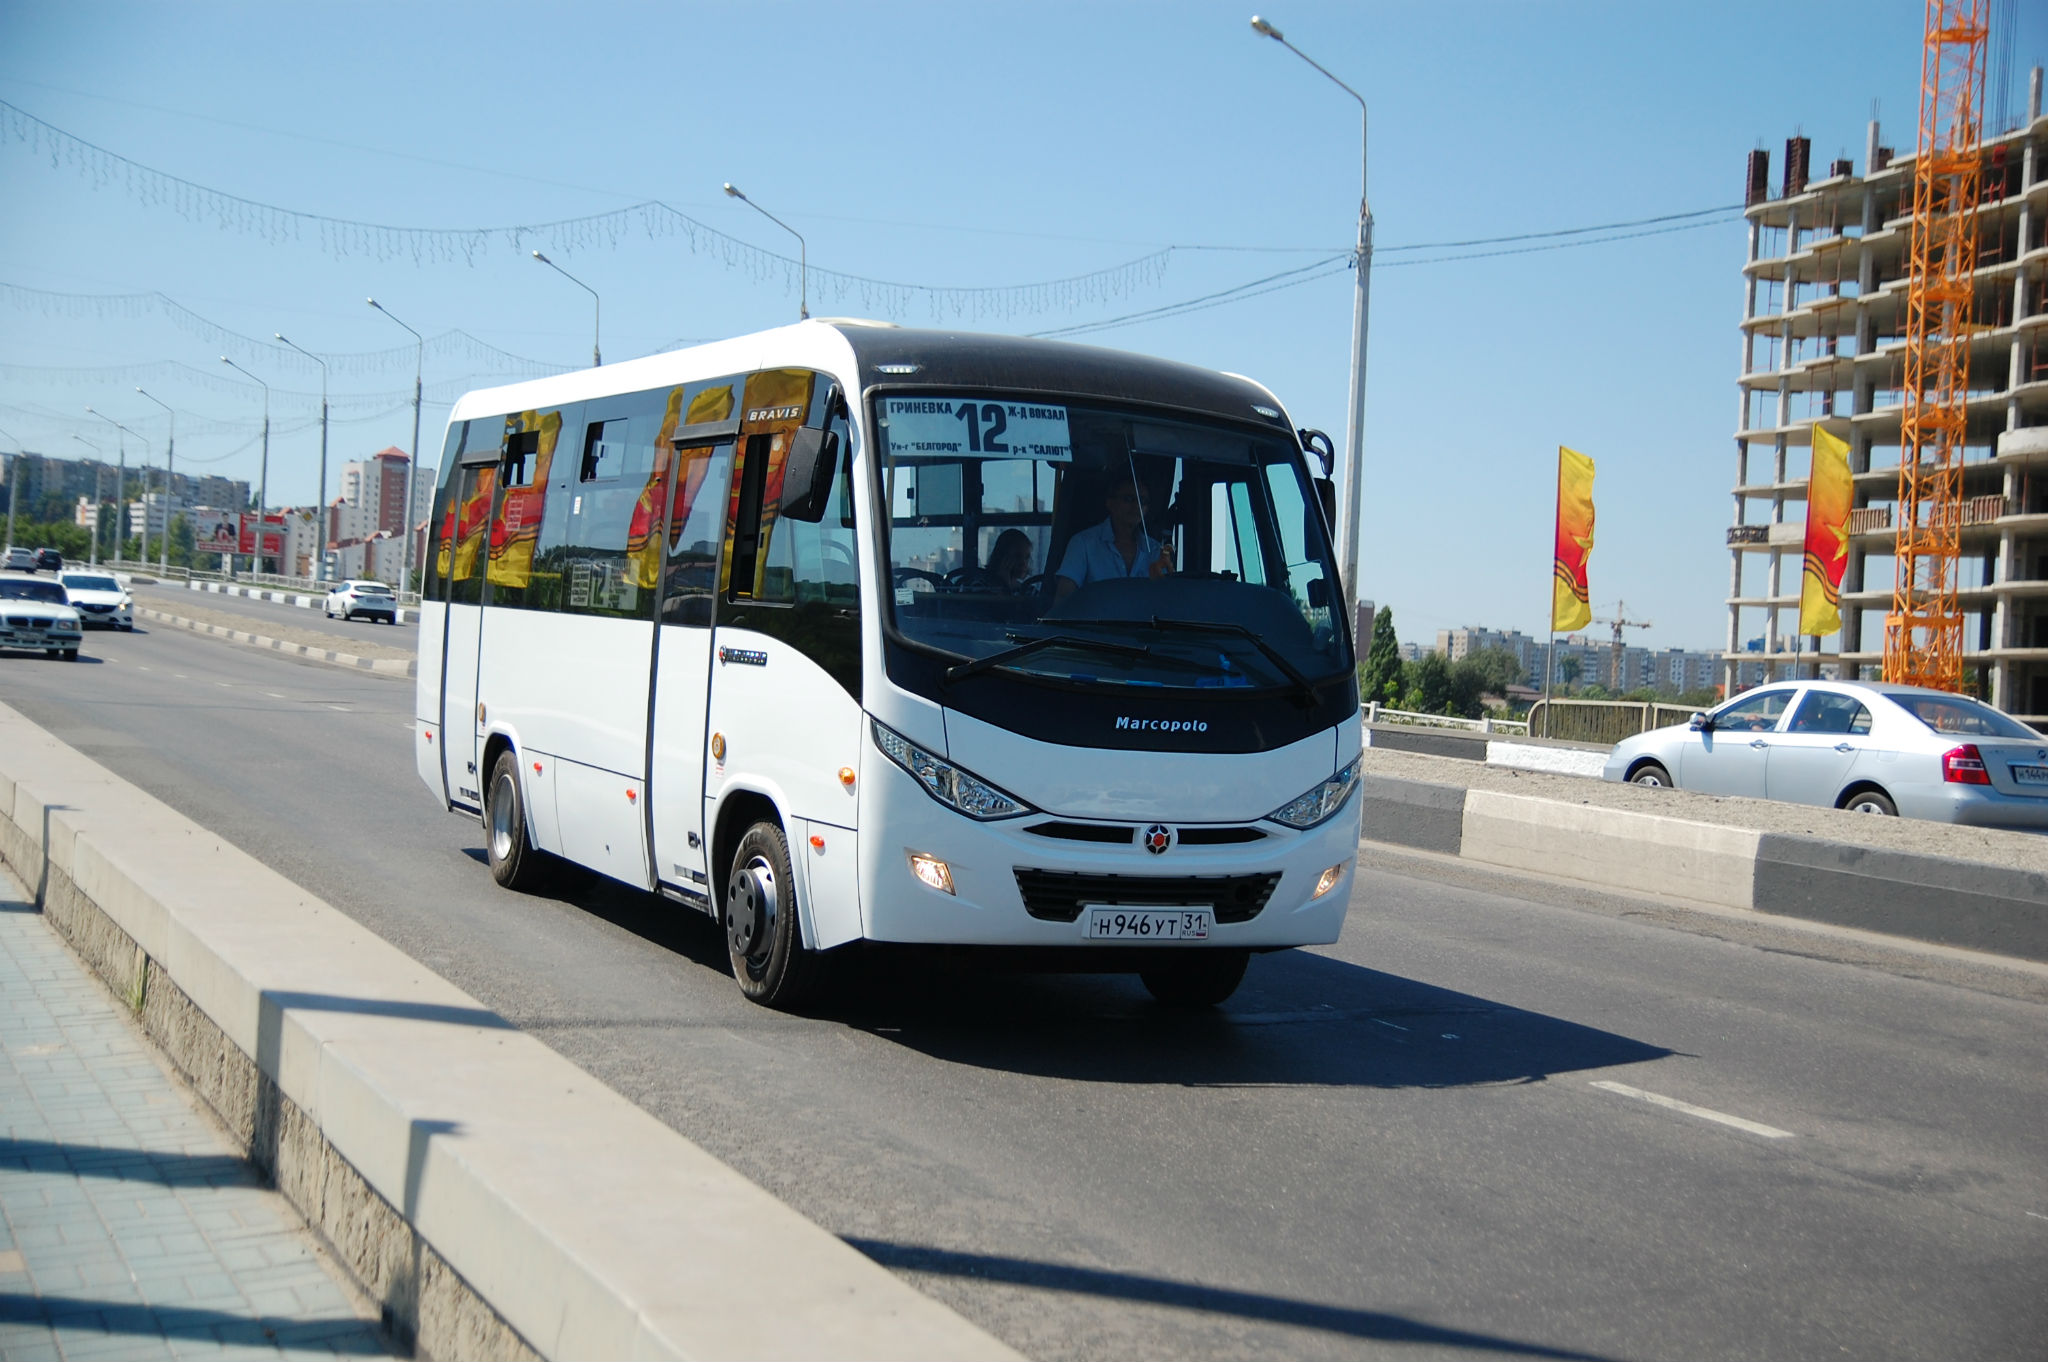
[1361,702,1530,737]
[1524,698,1695,745]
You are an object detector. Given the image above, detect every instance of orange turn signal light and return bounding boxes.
[838,767,856,788]
[626,788,637,803]
[809,834,826,852]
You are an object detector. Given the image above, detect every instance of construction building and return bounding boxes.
[1729,68,2048,725]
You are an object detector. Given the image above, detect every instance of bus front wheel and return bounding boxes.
[1140,949,1250,1008]
[725,821,821,1009]
[485,750,551,892]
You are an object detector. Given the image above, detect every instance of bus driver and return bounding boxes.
[1053,472,1172,603]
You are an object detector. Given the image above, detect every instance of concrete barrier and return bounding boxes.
[1358,751,2048,963]
[0,701,1017,1362]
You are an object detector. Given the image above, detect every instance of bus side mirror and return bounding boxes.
[1313,478,1337,534]
[780,427,841,523]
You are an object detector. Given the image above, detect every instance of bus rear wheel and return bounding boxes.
[1140,949,1250,1008]
[485,750,552,891]
[725,821,820,1009]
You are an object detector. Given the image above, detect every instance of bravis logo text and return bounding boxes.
[1116,716,1208,733]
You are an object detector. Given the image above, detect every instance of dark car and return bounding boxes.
[34,548,62,571]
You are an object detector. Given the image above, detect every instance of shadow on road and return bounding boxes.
[847,1238,1618,1359]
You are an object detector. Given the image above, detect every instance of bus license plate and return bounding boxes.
[1083,907,1212,941]
[2012,764,2048,786]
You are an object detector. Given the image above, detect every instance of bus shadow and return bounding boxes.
[829,948,1672,1090]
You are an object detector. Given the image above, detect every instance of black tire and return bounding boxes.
[725,820,821,1009]
[1140,949,1250,1008]
[63,649,78,661]
[1628,762,1673,788]
[1842,788,1897,817]
[484,749,552,890]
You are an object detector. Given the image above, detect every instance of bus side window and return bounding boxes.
[423,423,466,600]
[661,441,732,626]
[448,417,505,607]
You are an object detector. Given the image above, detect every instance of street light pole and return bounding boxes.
[368,299,425,595]
[530,252,602,366]
[722,183,809,320]
[86,408,147,566]
[1250,15,1371,615]
[219,356,272,574]
[135,388,176,575]
[1,424,20,554]
[71,434,105,565]
[275,334,330,582]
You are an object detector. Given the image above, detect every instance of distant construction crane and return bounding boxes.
[1884,0,1988,692]
[1590,601,1653,692]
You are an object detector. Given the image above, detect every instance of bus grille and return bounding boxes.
[1013,869,1281,925]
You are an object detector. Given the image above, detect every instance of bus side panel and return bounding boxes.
[796,817,860,951]
[554,756,649,890]
[413,599,448,803]
[443,602,485,809]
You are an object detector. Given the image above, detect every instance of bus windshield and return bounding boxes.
[877,394,1350,690]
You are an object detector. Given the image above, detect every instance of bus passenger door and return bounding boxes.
[440,435,501,810]
[647,434,736,904]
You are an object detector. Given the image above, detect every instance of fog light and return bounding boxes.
[1312,862,1347,899]
[908,852,954,895]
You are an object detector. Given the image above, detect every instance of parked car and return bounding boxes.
[34,548,62,571]
[57,569,134,630]
[2,546,37,572]
[0,576,83,659]
[1604,679,2048,829]
[325,579,399,624]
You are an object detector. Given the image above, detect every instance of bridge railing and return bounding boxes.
[1524,698,1695,745]
[1361,702,1530,737]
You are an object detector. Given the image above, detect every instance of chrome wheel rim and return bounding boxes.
[489,771,518,861]
[1634,772,1665,787]
[727,854,777,968]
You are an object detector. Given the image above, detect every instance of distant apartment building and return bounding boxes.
[1732,71,2048,723]
[3,452,246,525]
[328,448,434,583]
[1436,625,1543,684]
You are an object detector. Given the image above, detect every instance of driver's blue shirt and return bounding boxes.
[1055,519,1164,588]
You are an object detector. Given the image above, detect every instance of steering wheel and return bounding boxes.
[1014,573,1052,597]
[892,567,948,592]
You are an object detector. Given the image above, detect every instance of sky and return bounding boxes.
[3,1,2045,651]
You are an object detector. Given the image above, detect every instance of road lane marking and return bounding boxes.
[2028,1211,2048,1221]
[264,691,285,699]
[1590,1081,1794,1139]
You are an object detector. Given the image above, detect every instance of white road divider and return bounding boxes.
[0,700,1019,1362]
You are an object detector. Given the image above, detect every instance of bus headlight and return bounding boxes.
[1266,757,1360,829]
[871,719,1032,821]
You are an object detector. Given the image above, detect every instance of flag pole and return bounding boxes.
[1543,633,1556,738]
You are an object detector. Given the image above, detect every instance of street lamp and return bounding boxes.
[0,423,20,554]
[1250,14,1371,615]
[135,388,177,575]
[723,183,809,320]
[530,251,602,367]
[217,357,274,571]
[367,298,424,595]
[71,433,106,565]
[275,333,330,582]
[85,407,148,566]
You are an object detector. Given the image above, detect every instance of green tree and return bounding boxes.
[1554,653,1582,689]
[1359,605,1402,705]
[1402,652,1454,714]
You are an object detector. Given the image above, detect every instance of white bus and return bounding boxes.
[415,321,1362,1008]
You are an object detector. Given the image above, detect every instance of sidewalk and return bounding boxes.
[0,868,389,1361]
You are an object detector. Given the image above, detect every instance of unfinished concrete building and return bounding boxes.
[1728,69,2048,725]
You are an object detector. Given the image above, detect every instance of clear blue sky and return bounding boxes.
[3,1,2044,650]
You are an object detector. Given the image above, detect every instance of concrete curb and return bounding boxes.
[1364,723,1610,778]
[1358,772,2048,962]
[0,701,1018,1362]
[184,579,413,625]
[137,607,417,679]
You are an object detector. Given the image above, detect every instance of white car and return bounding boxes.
[0,576,84,659]
[1603,679,2048,829]
[57,570,134,630]
[325,579,399,624]
[2,546,36,572]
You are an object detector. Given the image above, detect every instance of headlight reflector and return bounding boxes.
[871,719,1031,821]
[1267,757,1360,829]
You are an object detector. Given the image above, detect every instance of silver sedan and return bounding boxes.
[1602,679,2048,829]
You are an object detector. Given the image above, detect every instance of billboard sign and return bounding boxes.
[239,513,285,558]
[193,508,240,556]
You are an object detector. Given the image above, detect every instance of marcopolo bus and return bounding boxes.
[415,321,1362,1008]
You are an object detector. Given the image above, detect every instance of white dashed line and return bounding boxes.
[2028,1211,2048,1222]
[1590,1081,1794,1140]
[264,692,285,699]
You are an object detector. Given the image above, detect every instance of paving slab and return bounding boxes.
[0,867,389,1361]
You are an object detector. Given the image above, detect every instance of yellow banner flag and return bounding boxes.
[1799,425,1852,637]
[1551,446,1595,633]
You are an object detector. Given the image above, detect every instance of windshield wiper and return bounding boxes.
[943,633,1153,686]
[1090,616,1321,705]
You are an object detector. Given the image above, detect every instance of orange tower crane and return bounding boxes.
[1591,601,1652,692]
[1883,0,1989,691]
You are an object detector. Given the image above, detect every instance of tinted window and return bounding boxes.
[1787,691,1871,736]
[423,425,467,600]
[1894,693,2040,739]
[446,420,504,607]
[0,579,67,604]
[660,438,734,626]
[63,576,121,592]
[486,411,566,610]
[1713,688,1793,732]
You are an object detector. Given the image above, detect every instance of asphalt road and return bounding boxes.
[128,580,405,648]
[4,623,2045,1361]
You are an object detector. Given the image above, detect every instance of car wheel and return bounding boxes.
[1628,761,1673,788]
[1140,949,1251,1008]
[725,821,822,1009]
[484,750,552,891]
[1842,789,1898,817]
